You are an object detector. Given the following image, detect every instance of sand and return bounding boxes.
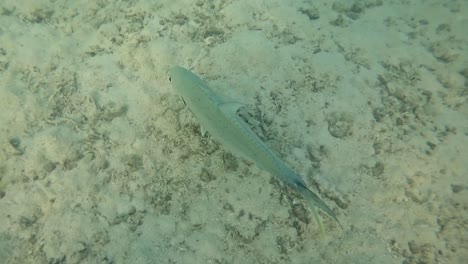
[0,0,467,263]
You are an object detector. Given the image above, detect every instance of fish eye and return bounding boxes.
[169,77,172,82]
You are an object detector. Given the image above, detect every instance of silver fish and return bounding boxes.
[169,66,340,233]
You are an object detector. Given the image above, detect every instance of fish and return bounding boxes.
[168,66,341,234]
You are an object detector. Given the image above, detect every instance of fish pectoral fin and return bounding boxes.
[219,102,245,115]
[200,126,207,137]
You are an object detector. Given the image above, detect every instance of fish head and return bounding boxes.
[168,66,223,108]
[169,66,206,95]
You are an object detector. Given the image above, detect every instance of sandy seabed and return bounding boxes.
[0,0,467,263]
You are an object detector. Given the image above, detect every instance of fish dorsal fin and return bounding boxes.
[219,102,245,115]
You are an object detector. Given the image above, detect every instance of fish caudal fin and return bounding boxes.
[294,182,342,236]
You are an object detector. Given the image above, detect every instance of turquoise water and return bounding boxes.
[0,0,466,263]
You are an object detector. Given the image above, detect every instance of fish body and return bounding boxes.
[169,66,340,231]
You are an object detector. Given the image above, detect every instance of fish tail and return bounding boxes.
[293,180,342,235]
